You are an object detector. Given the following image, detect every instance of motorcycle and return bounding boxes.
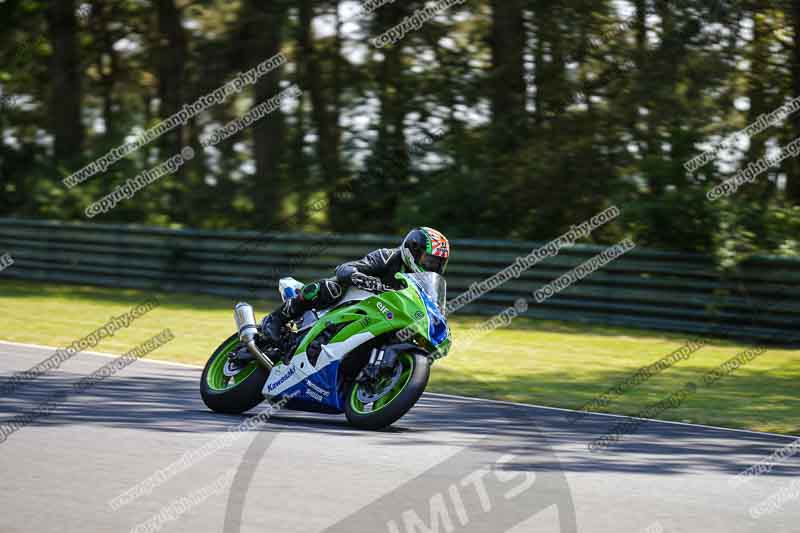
[200,272,451,429]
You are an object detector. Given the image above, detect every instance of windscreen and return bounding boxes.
[405,272,447,311]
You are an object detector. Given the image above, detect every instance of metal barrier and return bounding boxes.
[0,217,797,344]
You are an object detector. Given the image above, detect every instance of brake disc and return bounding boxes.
[223,358,248,378]
[356,363,403,404]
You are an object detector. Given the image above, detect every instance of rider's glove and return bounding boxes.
[350,272,385,292]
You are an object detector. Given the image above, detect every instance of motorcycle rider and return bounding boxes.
[261,227,450,343]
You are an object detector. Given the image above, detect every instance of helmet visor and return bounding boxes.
[420,253,448,274]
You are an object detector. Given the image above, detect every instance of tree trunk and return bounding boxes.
[298,0,342,228]
[745,8,771,204]
[372,3,408,233]
[789,1,800,204]
[244,0,288,227]
[489,0,527,148]
[47,0,83,165]
[155,0,187,157]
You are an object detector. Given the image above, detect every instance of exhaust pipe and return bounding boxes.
[233,303,274,370]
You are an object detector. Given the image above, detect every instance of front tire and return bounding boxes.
[344,352,430,430]
[201,334,269,414]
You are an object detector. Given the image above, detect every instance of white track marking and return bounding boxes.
[2,340,797,439]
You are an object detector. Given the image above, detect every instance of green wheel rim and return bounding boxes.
[349,353,415,414]
[206,338,259,391]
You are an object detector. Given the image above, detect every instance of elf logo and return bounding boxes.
[377,302,393,320]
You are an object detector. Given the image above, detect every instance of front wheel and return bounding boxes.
[201,334,269,414]
[344,352,430,430]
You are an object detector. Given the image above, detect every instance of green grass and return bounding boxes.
[1,279,798,435]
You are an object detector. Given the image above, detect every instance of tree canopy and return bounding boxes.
[1,0,799,263]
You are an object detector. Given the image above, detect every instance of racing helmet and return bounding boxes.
[400,227,450,274]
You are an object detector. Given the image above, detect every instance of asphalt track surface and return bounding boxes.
[1,341,798,533]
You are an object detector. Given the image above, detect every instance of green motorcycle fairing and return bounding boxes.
[261,272,450,412]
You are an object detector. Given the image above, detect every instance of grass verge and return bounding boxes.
[1,279,797,435]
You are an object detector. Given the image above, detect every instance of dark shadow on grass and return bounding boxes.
[429,363,800,436]
[1,364,799,480]
[0,279,278,312]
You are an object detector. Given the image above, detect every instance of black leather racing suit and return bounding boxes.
[277,248,405,321]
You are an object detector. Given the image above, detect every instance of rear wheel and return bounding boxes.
[344,352,430,430]
[200,334,269,414]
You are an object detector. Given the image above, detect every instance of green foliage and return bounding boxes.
[0,0,798,259]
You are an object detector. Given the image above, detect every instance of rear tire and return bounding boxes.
[201,334,269,414]
[344,352,430,430]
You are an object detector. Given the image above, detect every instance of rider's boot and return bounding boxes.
[261,297,305,345]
